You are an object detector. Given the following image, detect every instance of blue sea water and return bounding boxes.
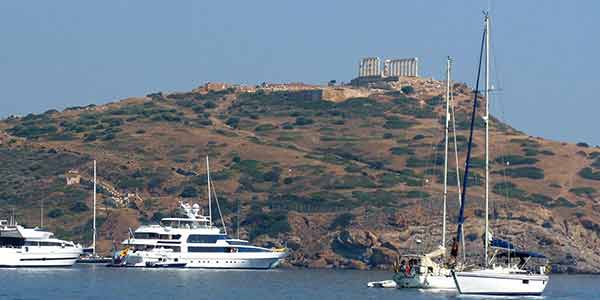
[0,265,598,300]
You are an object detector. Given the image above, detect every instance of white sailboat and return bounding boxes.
[392,57,463,290]
[79,160,111,263]
[452,13,549,296]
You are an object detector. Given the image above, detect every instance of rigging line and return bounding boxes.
[450,80,466,262]
[210,175,227,235]
[456,22,487,246]
[488,18,514,249]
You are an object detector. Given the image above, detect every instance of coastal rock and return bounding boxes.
[369,247,398,268]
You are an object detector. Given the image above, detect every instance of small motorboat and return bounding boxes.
[145,261,187,268]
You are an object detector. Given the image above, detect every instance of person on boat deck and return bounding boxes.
[449,237,459,267]
[518,256,526,269]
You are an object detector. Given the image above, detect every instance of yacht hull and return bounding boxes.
[123,251,286,269]
[453,270,548,296]
[393,273,456,289]
[0,248,82,267]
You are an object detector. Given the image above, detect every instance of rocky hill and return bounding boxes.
[1,78,599,272]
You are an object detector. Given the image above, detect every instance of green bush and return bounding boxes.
[390,147,414,156]
[523,148,539,156]
[255,124,276,131]
[406,154,443,168]
[244,211,290,240]
[590,158,600,169]
[204,101,217,109]
[352,190,400,207]
[180,186,198,198]
[493,181,527,199]
[497,167,544,180]
[329,175,376,189]
[569,187,596,197]
[401,86,415,94]
[383,116,415,129]
[495,155,538,165]
[47,133,76,141]
[70,201,90,213]
[8,124,58,139]
[428,96,443,106]
[116,176,144,190]
[236,160,265,179]
[151,211,167,223]
[47,208,64,218]
[377,170,422,187]
[101,133,115,141]
[406,190,429,198]
[329,213,355,230]
[344,164,362,173]
[554,197,578,208]
[84,132,98,142]
[294,117,314,126]
[334,98,389,117]
[526,193,553,206]
[226,117,240,128]
[579,167,600,181]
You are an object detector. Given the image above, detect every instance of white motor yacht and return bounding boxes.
[0,219,83,267]
[117,202,287,269]
[115,156,288,269]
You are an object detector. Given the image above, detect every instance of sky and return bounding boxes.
[0,1,598,144]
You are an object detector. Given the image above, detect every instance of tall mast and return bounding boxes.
[92,159,97,256]
[454,19,486,255]
[442,56,452,248]
[206,156,212,225]
[41,194,44,228]
[484,13,491,268]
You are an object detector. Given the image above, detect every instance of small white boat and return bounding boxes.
[367,280,397,288]
[0,219,83,267]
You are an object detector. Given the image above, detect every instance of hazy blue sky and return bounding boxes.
[0,1,598,144]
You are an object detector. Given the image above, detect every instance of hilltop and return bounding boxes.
[1,78,600,272]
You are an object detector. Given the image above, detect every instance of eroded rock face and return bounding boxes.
[369,247,398,268]
[281,211,600,273]
[291,229,398,270]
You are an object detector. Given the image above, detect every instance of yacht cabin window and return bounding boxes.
[187,234,227,244]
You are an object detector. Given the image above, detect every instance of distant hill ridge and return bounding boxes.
[1,78,599,272]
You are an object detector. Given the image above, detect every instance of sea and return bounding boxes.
[0,265,598,300]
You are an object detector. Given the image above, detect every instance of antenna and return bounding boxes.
[93,160,97,256]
